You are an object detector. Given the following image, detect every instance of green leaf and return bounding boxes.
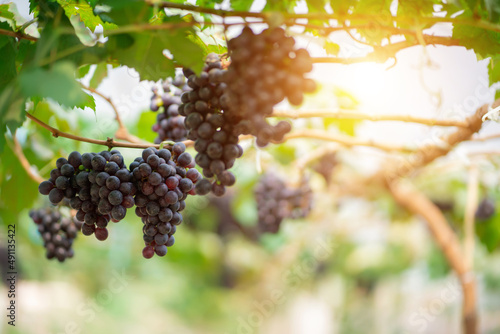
[329,0,356,14]
[0,4,17,30]
[266,143,297,165]
[135,110,158,143]
[397,0,439,18]
[324,118,359,136]
[107,28,204,80]
[19,61,89,108]
[324,41,340,56]
[89,62,108,88]
[307,0,328,13]
[350,0,393,44]
[96,0,153,25]
[77,64,91,78]
[452,9,500,59]
[230,0,254,11]
[80,92,96,110]
[0,34,22,154]
[476,213,500,252]
[0,138,39,225]
[488,55,500,85]
[57,0,104,32]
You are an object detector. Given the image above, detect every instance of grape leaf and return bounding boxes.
[135,110,158,143]
[0,140,39,225]
[350,0,393,44]
[476,213,500,253]
[96,0,153,25]
[18,61,89,108]
[324,41,340,56]
[489,55,500,86]
[329,0,356,14]
[89,62,108,88]
[453,24,500,59]
[0,4,16,30]
[57,0,104,32]
[77,64,91,78]
[0,34,22,154]
[397,0,439,18]
[107,29,204,80]
[230,0,254,11]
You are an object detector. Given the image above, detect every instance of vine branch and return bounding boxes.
[280,129,415,152]
[150,1,500,35]
[270,109,469,127]
[0,28,37,41]
[26,112,190,149]
[79,84,145,144]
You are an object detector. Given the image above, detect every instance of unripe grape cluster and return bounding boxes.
[222,26,316,147]
[150,74,191,143]
[254,173,313,233]
[29,207,82,262]
[130,144,201,258]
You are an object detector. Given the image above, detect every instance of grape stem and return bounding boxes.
[26,112,192,149]
[280,129,416,152]
[79,84,146,144]
[0,28,37,41]
[270,109,469,127]
[6,133,45,184]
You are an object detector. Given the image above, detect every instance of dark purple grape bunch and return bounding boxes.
[130,144,201,258]
[254,173,314,234]
[222,26,315,146]
[254,173,291,233]
[284,177,313,219]
[79,150,135,240]
[29,207,82,262]
[151,74,191,143]
[38,151,87,205]
[475,198,496,221]
[38,150,134,241]
[180,53,243,196]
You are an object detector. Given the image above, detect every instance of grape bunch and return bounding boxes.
[130,144,201,258]
[29,208,82,262]
[179,53,242,196]
[150,74,191,143]
[475,198,496,220]
[286,177,313,219]
[254,173,313,233]
[222,26,315,147]
[312,152,337,183]
[38,150,134,241]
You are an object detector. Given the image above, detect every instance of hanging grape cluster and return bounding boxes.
[36,146,200,259]
[130,144,201,258]
[29,207,82,262]
[221,26,315,147]
[150,74,191,143]
[38,151,134,241]
[179,53,242,196]
[475,198,496,220]
[254,173,313,233]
